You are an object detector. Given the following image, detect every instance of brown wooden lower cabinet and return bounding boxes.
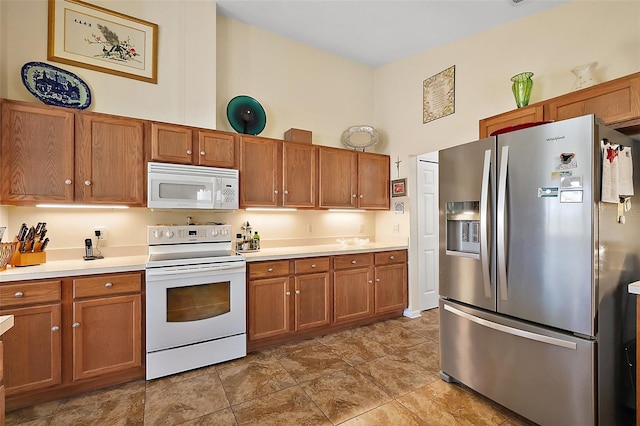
[1,340,5,426]
[247,250,407,352]
[1,272,144,411]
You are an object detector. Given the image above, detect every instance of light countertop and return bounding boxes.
[242,241,408,262]
[0,255,148,283]
[0,315,14,336]
[628,281,640,295]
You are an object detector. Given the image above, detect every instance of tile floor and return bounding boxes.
[6,308,535,425]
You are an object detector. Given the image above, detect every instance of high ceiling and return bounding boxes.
[216,0,568,67]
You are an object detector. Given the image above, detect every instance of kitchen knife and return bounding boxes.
[38,229,47,241]
[17,223,28,241]
[35,222,44,236]
[40,238,49,251]
[22,226,35,253]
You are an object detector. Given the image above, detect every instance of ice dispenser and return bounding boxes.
[446,201,480,255]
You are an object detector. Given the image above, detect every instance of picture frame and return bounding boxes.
[48,0,158,84]
[423,65,455,124]
[391,178,407,197]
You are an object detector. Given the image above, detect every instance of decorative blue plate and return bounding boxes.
[21,62,91,110]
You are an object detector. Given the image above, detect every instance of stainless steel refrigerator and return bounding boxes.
[439,115,640,425]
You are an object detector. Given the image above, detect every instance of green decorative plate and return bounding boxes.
[226,95,266,135]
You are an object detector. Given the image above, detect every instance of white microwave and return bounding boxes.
[147,162,239,210]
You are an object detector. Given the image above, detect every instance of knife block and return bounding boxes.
[9,246,46,266]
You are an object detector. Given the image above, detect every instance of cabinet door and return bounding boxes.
[75,113,145,205]
[333,267,373,323]
[197,130,236,168]
[295,272,330,331]
[374,264,407,314]
[357,152,390,210]
[239,136,282,207]
[283,142,316,208]
[478,105,544,139]
[150,122,194,164]
[248,277,291,340]
[547,74,640,125]
[1,101,75,203]
[1,304,61,395]
[318,147,357,208]
[72,294,142,380]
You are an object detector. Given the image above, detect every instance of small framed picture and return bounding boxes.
[391,178,407,197]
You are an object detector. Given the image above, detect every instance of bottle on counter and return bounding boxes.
[236,233,245,251]
[253,231,260,250]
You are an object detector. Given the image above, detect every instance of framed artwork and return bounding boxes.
[392,178,407,197]
[48,0,158,83]
[423,65,455,123]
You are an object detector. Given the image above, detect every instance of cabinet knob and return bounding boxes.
[311,264,316,268]
[186,150,192,155]
[376,278,381,282]
[390,255,395,260]
[84,180,92,186]
[285,291,291,296]
[368,280,373,284]
[351,260,357,264]
[104,282,113,288]
[274,189,279,194]
[64,179,72,185]
[51,326,60,332]
[267,267,274,272]
[200,151,206,156]
[283,190,289,195]
[14,291,23,298]
[295,290,300,295]
[352,194,357,198]
[72,322,80,328]
[359,194,364,198]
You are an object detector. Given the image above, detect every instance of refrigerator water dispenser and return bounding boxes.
[446,201,480,255]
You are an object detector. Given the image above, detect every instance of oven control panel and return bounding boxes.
[148,225,232,244]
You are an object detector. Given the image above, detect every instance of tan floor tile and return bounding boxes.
[398,380,506,426]
[268,336,322,359]
[49,390,144,426]
[144,371,230,425]
[180,407,238,425]
[5,416,53,426]
[318,327,395,366]
[145,365,218,392]
[56,378,146,413]
[232,386,330,425]
[300,367,391,424]
[403,341,441,373]
[5,400,60,426]
[363,321,429,351]
[355,354,439,397]
[217,353,297,405]
[341,400,427,426]
[278,344,350,383]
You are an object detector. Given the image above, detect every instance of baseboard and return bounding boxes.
[403,309,422,319]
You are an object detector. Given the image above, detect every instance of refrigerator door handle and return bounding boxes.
[443,304,577,350]
[497,145,509,301]
[480,149,492,298]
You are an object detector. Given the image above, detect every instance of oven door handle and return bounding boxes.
[146,262,246,278]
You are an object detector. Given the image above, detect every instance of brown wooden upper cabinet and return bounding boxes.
[318,147,390,210]
[1,99,144,206]
[150,122,237,168]
[239,136,317,208]
[479,72,640,138]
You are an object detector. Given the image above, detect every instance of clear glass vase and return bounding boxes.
[511,72,534,108]
[571,62,598,91]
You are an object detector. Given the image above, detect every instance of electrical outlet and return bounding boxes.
[93,226,107,241]
[393,224,400,233]
[307,224,313,235]
[358,223,364,234]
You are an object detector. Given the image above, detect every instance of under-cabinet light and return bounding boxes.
[35,204,129,209]
[245,208,298,212]
[328,209,366,213]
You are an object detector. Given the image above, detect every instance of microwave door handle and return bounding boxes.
[497,145,509,301]
[480,149,492,298]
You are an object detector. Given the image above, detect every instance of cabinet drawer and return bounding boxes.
[375,250,407,265]
[73,273,141,299]
[294,257,330,274]
[333,253,373,270]
[249,261,290,279]
[0,281,61,308]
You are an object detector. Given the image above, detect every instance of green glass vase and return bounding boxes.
[511,72,534,108]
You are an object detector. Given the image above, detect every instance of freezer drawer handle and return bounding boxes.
[443,304,577,350]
